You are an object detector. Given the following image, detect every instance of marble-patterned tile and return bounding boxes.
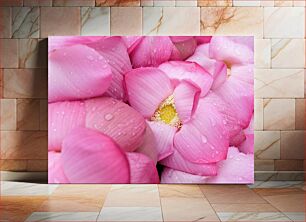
[23,0,52,6]
[199,185,266,204]
[283,212,305,221]
[98,207,163,221]
[249,181,304,188]
[0,99,17,130]
[274,0,293,6]
[0,159,27,171]
[96,0,140,6]
[0,131,47,159]
[200,7,263,37]
[39,99,47,130]
[17,99,40,130]
[254,160,275,171]
[27,159,48,171]
[40,7,80,38]
[161,197,219,221]
[217,212,291,221]
[255,69,304,98]
[176,0,197,6]
[254,131,280,160]
[198,0,233,6]
[141,0,153,6]
[280,130,305,160]
[26,212,99,221]
[293,0,305,6]
[1,181,58,196]
[254,99,263,130]
[264,7,305,38]
[255,171,304,181]
[233,0,261,6]
[0,69,2,98]
[111,7,142,35]
[12,7,39,38]
[0,0,22,6]
[3,68,47,99]
[263,99,295,130]
[0,7,11,38]
[304,70,306,98]
[255,39,271,68]
[275,160,304,171]
[272,39,305,68]
[53,0,95,6]
[143,7,200,35]
[158,184,204,198]
[295,99,305,130]
[212,203,278,212]
[261,0,274,6]
[19,39,47,68]
[103,185,160,207]
[0,39,18,68]
[81,7,110,36]
[153,0,175,6]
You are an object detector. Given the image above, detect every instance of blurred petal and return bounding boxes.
[161,167,208,184]
[206,147,254,184]
[62,128,130,183]
[127,152,159,184]
[159,61,213,97]
[125,67,173,118]
[48,44,112,102]
[48,152,69,183]
[170,36,197,61]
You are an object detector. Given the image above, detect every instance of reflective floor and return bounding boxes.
[0,181,305,221]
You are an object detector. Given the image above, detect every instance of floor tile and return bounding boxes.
[249,181,304,189]
[25,212,99,221]
[1,181,58,196]
[283,212,305,221]
[217,212,291,221]
[98,207,163,221]
[212,203,278,212]
[158,184,204,198]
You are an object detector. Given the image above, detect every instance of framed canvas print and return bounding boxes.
[48,36,254,184]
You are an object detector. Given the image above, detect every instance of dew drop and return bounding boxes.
[201,135,207,144]
[104,113,113,121]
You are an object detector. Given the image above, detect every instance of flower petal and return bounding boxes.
[130,36,173,68]
[62,127,130,183]
[239,115,254,154]
[147,121,176,161]
[160,149,217,176]
[170,36,197,61]
[159,61,213,97]
[125,67,173,118]
[173,81,200,123]
[195,36,212,44]
[231,64,254,85]
[161,167,208,184]
[48,44,112,102]
[122,36,144,53]
[48,151,69,183]
[206,147,254,184]
[127,152,160,184]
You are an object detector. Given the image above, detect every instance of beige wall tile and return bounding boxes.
[23,0,52,6]
[19,39,47,68]
[260,0,274,6]
[274,0,293,6]
[12,7,39,38]
[0,0,22,6]
[0,39,18,68]
[39,99,47,130]
[0,7,11,38]
[141,0,153,6]
[0,131,47,159]
[3,69,47,99]
[272,39,305,68]
[27,159,48,171]
[53,0,95,6]
[96,0,140,6]
[280,130,305,159]
[275,160,304,171]
[255,39,271,68]
[263,99,295,130]
[304,70,306,98]
[0,159,27,171]
[255,69,304,98]
[254,99,263,130]
[111,7,142,35]
[264,7,305,38]
[81,7,110,36]
[0,99,17,131]
[233,0,260,6]
[255,131,280,160]
[198,0,232,6]
[293,0,305,6]
[17,99,40,130]
[176,0,197,6]
[295,99,305,130]
[143,7,200,35]
[254,160,275,171]
[40,7,80,38]
[200,7,263,38]
[154,0,175,6]
[0,69,3,98]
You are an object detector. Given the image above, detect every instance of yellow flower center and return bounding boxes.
[151,95,182,129]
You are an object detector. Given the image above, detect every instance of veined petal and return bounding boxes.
[48,151,69,183]
[170,36,197,61]
[125,67,173,118]
[62,128,130,183]
[122,36,144,53]
[161,167,208,184]
[127,152,160,184]
[48,44,112,102]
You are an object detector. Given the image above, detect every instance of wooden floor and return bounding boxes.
[0,181,305,221]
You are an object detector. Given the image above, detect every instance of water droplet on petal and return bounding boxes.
[201,135,207,144]
[104,113,113,121]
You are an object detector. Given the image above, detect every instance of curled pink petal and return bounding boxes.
[161,167,208,184]
[194,36,212,44]
[206,147,254,184]
[122,36,144,53]
[147,121,176,161]
[160,149,217,176]
[62,127,130,183]
[170,36,197,61]
[127,152,160,184]
[48,44,112,102]
[125,67,173,118]
[239,115,254,154]
[159,61,213,97]
[48,151,69,183]
[130,36,173,68]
